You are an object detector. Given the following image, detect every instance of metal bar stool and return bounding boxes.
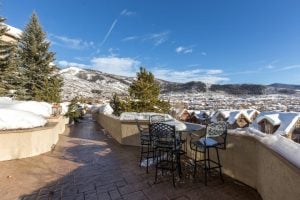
[150,122,181,187]
[190,121,228,185]
[136,119,154,173]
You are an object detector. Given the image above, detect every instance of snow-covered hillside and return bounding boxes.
[59,67,132,101]
[59,66,300,101]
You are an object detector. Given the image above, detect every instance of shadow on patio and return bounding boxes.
[0,116,261,200]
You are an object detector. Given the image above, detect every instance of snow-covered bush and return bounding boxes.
[0,108,47,130]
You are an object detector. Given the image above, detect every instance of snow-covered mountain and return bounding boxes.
[59,67,133,101]
[59,66,300,101]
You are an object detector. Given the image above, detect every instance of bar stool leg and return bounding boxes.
[216,147,224,183]
[204,147,207,186]
[193,147,198,177]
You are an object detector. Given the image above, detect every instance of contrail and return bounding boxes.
[99,19,118,48]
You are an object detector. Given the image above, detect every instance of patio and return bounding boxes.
[0,116,261,200]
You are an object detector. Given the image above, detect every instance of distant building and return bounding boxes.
[227,110,252,129]
[253,112,300,141]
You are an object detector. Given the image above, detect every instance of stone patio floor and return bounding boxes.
[0,116,262,200]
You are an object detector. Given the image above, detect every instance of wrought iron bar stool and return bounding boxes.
[190,121,228,185]
[136,119,154,173]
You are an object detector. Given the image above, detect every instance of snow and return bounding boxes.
[254,112,300,136]
[246,109,260,119]
[0,101,52,118]
[0,108,47,130]
[227,110,251,125]
[119,112,173,121]
[257,113,281,126]
[98,104,113,115]
[59,67,83,75]
[229,128,300,168]
[60,102,70,115]
[4,24,22,38]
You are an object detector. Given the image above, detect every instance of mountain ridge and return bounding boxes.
[58,66,300,101]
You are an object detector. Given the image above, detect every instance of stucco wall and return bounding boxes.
[96,113,300,200]
[96,113,148,146]
[96,113,122,144]
[0,115,68,161]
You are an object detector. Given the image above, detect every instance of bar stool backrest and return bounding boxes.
[149,123,177,150]
[206,121,228,149]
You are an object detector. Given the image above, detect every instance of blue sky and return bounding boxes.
[2,0,300,84]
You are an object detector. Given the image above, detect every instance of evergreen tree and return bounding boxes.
[111,67,170,115]
[0,17,20,96]
[18,12,61,102]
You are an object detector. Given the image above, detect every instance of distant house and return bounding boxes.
[246,109,260,121]
[211,110,233,123]
[253,112,300,140]
[179,109,191,122]
[227,110,252,129]
[0,24,22,44]
[195,110,211,125]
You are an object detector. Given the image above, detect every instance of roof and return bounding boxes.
[254,112,300,135]
[227,110,251,125]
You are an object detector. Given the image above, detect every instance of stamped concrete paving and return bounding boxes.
[0,116,262,200]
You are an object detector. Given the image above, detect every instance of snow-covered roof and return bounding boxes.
[257,113,281,126]
[227,110,251,125]
[0,108,47,130]
[254,112,300,135]
[3,24,22,39]
[218,110,233,119]
[246,109,260,119]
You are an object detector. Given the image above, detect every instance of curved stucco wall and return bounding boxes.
[0,115,68,161]
[217,134,300,200]
[96,113,300,200]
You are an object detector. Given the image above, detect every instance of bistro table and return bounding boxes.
[162,120,205,176]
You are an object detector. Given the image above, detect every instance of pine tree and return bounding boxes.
[18,12,61,102]
[111,67,170,114]
[0,17,20,96]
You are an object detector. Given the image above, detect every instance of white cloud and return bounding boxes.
[120,9,135,16]
[152,68,229,84]
[266,65,274,69]
[123,31,170,46]
[57,60,89,68]
[90,56,141,77]
[49,34,94,50]
[275,65,300,71]
[201,52,207,56]
[122,36,138,42]
[206,69,223,75]
[175,46,193,54]
[145,31,170,46]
